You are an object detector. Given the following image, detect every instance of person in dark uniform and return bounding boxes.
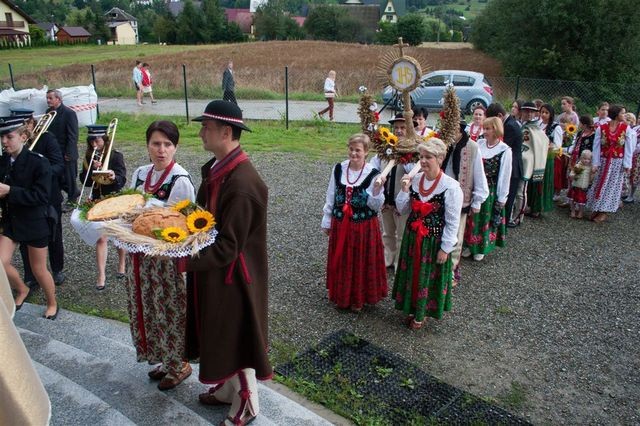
[0,116,58,319]
[46,88,79,211]
[10,109,66,287]
[222,60,237,105]
[78,125,127,289]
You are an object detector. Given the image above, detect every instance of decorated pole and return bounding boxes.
[368,37,428,185]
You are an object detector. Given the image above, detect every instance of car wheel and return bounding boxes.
[466,98,487,114]
[395,97,415,112]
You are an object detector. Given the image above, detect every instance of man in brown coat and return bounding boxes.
[186,100,271,426]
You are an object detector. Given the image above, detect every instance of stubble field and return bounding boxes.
[4,40,502,98]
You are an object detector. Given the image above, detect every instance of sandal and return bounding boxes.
[96,283,106,291]
[148,365,167,381]
[199,383,231,405]
[220,414,256,426]
[158,363,192,390]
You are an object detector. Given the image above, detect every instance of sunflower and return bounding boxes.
[161,227,188,243]
[172,199,192,213]
[387,134,398,146]
[186,210,216,233]
[566,124,577,135]
[378,127,391,141]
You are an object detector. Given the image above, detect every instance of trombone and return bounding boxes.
[91,118,118,186]
[78,118,118,202]
[28,110,56,151]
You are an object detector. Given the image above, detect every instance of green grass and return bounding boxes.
[98,112,360,162]
[498,381,528,410]
[63,302,130,323]
[0,44,215,80]
[424,0,490,19]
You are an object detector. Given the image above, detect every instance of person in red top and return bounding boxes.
[141,63,157,104]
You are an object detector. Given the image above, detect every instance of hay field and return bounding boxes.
[9,40,502,98]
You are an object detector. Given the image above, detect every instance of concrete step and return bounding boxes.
[15,304,332,425]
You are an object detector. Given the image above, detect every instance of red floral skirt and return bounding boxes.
[326,216,387,309]
[554,155,570,191]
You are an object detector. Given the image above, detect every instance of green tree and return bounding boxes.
[175,0,207,44]
[377,21,398,45]
[202,0,226,42]
[304,5,340,40]
[153,14,177,44]
[471,0,640,82]
[397,13,426,46]
[254,0,302,40]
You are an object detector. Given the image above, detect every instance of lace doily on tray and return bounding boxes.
[101,220,218,258]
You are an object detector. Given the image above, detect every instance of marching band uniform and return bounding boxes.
[10,109,65,286]
[79,125,127,201]
[47,97,79,206]
[0,118,53,247]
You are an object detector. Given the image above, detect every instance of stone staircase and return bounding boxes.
[14,304,333,426]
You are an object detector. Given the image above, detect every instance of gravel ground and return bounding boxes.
[22,148,639,425]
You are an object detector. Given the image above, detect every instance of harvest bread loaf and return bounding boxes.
[132,208,188,238]
[87,194,146,221]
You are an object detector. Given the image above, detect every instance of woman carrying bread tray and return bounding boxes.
[0,116,58,320]
[77,124,127,290]
[125,120,196,391]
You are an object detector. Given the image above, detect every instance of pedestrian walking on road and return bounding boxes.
[318,70,337,122]
[132,60,143,106]
[222,60,237,105]
[141,63,157,104]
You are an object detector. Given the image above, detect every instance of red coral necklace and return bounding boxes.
[419,170,443,197]
[144,160,176,193]
[346,161,365,185]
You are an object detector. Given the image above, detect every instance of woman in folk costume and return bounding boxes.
[464,117,512,261]
[393,138,462,329]
[78,125,127,290]
[465,105,486,142]
[322,133,387,311]
[0,262,51,426]
[587,104,635,222]
[125,120,196,390]
[528,103,559,216]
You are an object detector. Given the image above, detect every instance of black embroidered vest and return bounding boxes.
[407,189,446,240]
[332,163,379,222]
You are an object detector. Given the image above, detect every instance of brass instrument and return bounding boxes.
[28,110,56,151]
[91,118,118,186]
[78,146,101,203]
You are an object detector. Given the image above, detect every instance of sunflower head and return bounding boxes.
[172,199,194,214]
[160,227,188,243]
[566,124,577,135]
[186,210,216,233]
[387,134,398,146]
[379,127,391,141]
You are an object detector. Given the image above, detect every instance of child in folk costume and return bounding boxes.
[78,125,127,290]
[393,139,462,329]
[464,117,512,261]
[322,134,386,312]
[568,150,594,219]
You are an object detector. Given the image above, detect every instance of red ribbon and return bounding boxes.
[408,200,434,307]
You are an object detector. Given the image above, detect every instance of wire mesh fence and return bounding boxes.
[4,61,640,125]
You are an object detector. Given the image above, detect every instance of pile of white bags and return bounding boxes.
[0,85,97,126]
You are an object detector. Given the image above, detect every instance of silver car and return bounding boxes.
[382,70,493,114]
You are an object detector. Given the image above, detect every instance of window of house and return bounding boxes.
[5,13,13,24]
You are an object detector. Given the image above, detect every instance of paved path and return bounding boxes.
[99,98,365,123]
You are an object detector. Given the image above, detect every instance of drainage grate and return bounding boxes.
[276,330,531,425]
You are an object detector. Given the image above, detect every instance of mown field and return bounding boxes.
[1,40,502,100]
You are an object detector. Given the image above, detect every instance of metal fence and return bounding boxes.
[4,62,640,126]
